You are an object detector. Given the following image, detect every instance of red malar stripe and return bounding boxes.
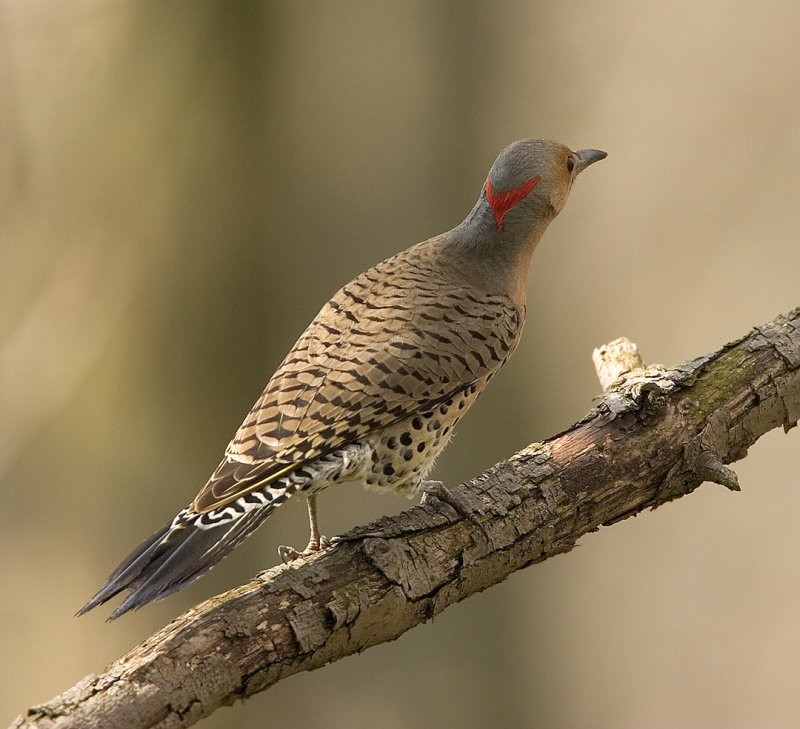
[485,175,541,233]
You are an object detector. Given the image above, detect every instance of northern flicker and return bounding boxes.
[79,138,606,619]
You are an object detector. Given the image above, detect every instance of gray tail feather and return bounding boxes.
[77,504,273,620]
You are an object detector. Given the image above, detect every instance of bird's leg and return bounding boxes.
[306,493,330,550]
[277,494,330,563]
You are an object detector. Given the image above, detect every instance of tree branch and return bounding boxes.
[12,308,800,729]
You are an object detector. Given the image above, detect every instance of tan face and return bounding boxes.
[539,143,580,215]
[481,138,606,238]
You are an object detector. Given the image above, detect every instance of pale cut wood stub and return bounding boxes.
[11,307,800,729]
[592,336,743,494]
[592,336,645,391]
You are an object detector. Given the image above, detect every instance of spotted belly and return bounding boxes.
[362,380,484,496]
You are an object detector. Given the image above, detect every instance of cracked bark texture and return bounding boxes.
[12,308,800,729]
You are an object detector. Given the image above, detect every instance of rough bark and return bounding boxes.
[12,308,800,729]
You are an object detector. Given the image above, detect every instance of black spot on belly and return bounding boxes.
[400,432,412,446]
[412,417,423,430]
[383,464,395,476]
[403,449,413,461]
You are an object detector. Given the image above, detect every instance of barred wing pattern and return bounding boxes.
[79,238,524,618]
[193,240,524,513]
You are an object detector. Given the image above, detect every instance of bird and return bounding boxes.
[78,138,606,619]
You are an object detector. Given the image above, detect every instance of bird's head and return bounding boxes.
[482,138,607,235]
[445,138,606,293]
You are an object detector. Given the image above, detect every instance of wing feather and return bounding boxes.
[192,242,522,513]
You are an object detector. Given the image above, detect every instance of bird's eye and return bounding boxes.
[566,156,576,173]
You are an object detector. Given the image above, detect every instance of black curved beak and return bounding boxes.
[574,148,607,174]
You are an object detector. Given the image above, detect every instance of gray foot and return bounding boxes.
[278,535,330,564]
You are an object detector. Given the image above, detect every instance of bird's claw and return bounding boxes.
[278,534,330,564]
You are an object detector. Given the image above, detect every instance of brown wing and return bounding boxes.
[192,241,523,513]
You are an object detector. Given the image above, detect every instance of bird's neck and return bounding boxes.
[445,203,552,309]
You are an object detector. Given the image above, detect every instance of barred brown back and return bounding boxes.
[193,237,524,512]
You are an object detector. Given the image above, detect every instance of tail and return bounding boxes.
[77,500,274,620]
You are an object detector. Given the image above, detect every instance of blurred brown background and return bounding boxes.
[2,1,799,727]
